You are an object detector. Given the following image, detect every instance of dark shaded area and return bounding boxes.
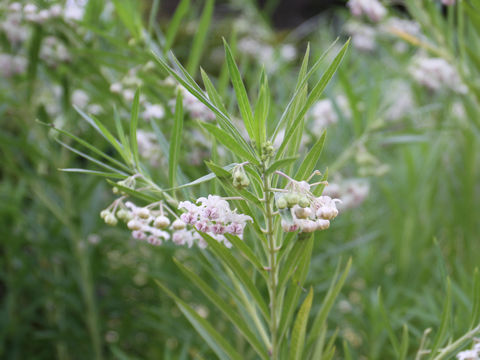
[161,0,346,29]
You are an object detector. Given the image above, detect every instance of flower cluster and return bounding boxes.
[347,0,387,23]
[275,177,340,233]
[179,195,253,247]
[345,22,377,52]
[410,57,467,94]
[456,341,480,360]
[100,199,205,248]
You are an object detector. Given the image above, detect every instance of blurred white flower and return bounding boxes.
[280,44,297,62]
[142,103,165,121]
[309,99,338,132]
[0,54,27,77]
[442,0,456,5]
[410,56,467,93]
[347,0,387,22]
[64,0,87,21]
[72,89,90,108]
[346,22,377,51]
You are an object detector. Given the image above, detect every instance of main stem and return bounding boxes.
[263,169,279,359]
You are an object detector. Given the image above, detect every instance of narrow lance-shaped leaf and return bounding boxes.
[164,0,190,52]
[223,38,256,142]
[201,123,259,165]
[199,232,270,321]
[306,257,351,351]
[289,288,314,360]
[173,259,270,360]
[130,88,141,170]
[186,0,214,75]
[276,40,349,159]
[155,280,243,360]
[295,130,326,181]
[169,91,184,188]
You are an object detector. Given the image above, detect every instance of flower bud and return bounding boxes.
[112,186,119,194]
[154,215,170,229]
[276,196,287,209]
[299,220,317,233]
[294,206,312,219]
[232,166,249,189]
[100,210,109,219]
[172,219,186,230]
[104,214,118,226]
[281,219,298,232]
[127,220,142,230]
[116,209,128,221]
[285,193,300,207]
[137,208,150,219]
[316,219,330,230]
[298,196,310,208]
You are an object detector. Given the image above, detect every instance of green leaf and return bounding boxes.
[201,123,259,165]
[155,280,243,360]
[399,325,409,360]
[164,0,190,52]
[306,258,351,351]
[106,179,159,203]
[173,259,269,360]
[111,0,142,39]
[289,288,314,360]
[199,232,270,321]
[266,157,298,175]
[276,40,349,160]
[59,168,127,179]
[50,123,131,173]
[169,92,184,187]
[151,51,255,157]
[272,40,338,141]
[278,237,314,344]
[74,106,129,164]
[186,0,214,75]
[56,140,128,176]
[201,68,229,114]
[377,288,401,356]
[113,105,131,163]
[429,278,452,358]
[224,234,266,277]
[295,130,326,181]
[253,71,269,151]
[130,89,141,169]
[471,268,480,328]
[223,39,255,142]
[165,163,237,191]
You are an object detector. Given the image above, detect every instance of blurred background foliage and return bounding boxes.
[1,0,479,359]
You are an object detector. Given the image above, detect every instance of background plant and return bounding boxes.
[1,0,480,359]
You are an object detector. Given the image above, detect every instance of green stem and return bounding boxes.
[262,167,279,359]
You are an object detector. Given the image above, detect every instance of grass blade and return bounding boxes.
[288,288,314,360]
[169,91,184,187]
[186,0,214,75]
[130,89,141,170]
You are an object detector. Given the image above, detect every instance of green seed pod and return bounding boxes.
[276,196,287,209]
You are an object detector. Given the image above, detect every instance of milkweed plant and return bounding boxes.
[35,0,480,358]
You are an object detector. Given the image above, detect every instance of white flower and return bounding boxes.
[347,0,387,22]
[178,195,253,243]
[456,349,479,360]
[309,99,338,132]
[0,54,27,77]
[72,89,90,109]
[142,103,165,120]
[109,82,123,93]
[410,56,467,93]
[346,22,377,51]
[64,0,86,21]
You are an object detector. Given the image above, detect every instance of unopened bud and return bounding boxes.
[316,219,330,230]
[276,196,287,209]
[298,196,310,208]
[100,210,109,219]
[137,208,150,219]
[116,209,128,220]
[105,214,118,226]
[172,219,186,230]
[127,220,142,230]
[154,215,170,229]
